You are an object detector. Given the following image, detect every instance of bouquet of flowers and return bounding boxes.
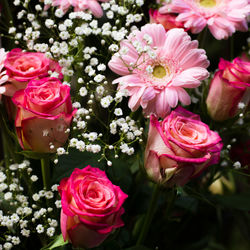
[0,0,249,249]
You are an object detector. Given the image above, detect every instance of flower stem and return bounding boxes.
[41,157,51,190]
[2,131,10,169]
[136,183,161,246]
[2,0,13,26]
[197,27,207,49]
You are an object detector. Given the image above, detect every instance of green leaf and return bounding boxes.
[41,234,68,250]
[212,193,250,211]
[52,148,104,183]
[175,195,199,213]
[106,157,133,193]
[130,159,140,174]
[0,109,19,144]
[18,151,53,160]
[132,215,145,238]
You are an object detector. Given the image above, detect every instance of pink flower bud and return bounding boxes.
[149,9,184,31]
[206,57,250,121]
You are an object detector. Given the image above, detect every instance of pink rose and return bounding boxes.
[206,57,250,121]
[144,107,222,186]
[149,9,184,31]
[58,166,128,249]
[12,77,76,153]
[4,48,62,96]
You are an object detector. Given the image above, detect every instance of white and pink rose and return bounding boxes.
[12,77,75,153]
[58,166,128,249]
[144,107,223,186]
[4,48,62,97]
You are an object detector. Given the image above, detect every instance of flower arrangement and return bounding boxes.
[0,0,249,249]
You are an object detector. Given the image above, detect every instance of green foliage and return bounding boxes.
[41,234,68,250]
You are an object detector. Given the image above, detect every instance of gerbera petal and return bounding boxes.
[141,87,156,103]
[141,23,167,47]
[128,87,146,111]
[176,88,191,106]
[179,49,209,69]
[160,0,250,40]
[165,88,178,108]
[87,0,103,18]
[108,56,130,76]
[113,74,142,87]
[161,28,189,58]
[155,89,171,118]
[171,67,208,88]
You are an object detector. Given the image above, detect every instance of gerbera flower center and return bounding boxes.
[199,0,216,8]
[153,65,169,78]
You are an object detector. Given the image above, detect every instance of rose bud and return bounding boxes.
[144,107,223,186]
[12,77,76,153]
[149,8,184,31]
[4,48,62,97]
[58,166,128,249]
[208,174,235,195]
[206,57,250,121]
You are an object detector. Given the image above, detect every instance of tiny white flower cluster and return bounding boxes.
[108,116,143,157]
[0,160,61,248]
[68,138,101,154]
[113,32,158,74]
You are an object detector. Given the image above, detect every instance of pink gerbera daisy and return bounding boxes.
[0,48,9,98]
[159,0,250,40]
[45,0,110,17]
[108,24,209,118]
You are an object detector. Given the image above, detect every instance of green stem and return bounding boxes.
[165,188,177,218]
[2,131,10,169]
[41,157,51,190]
[1,0,13,26]
[136,184,161,246]
[63,75,71,83]
[197,27,207,49]
[0,106,22,163]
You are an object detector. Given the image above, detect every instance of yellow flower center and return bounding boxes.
[199,0,216,8]
[153,65,168,78]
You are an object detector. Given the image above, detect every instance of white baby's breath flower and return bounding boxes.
[36,224,44,234]
[55,200,62,208]
[21,229,30,237]
[57,147,66,155]
[114,108,123,116]
[77,121,86,129]
[79,87,88,96]
[4,192,12,201]
[101,95,113,108]
[0,172,6,183]
[88,132,98,141]
[47,227,55,237]
[45,19,54,28]
[76,141,85,151]
[32,193,40,201]
[30,175,38,182]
